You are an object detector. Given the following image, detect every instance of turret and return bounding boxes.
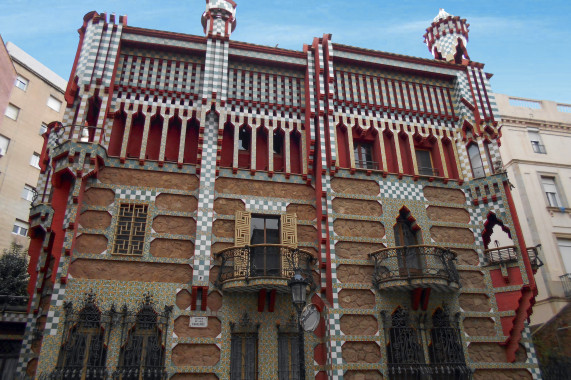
[201,0,237,38]
[424,9,470,64]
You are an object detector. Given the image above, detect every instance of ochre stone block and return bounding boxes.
[155,193,197,212]
[171,375,219,380]
[150,239,194,259]
[79,211,112,229]
[332,198,382,217]
[459,270,485,288]
[335,242,385,260]
[83,188,115,206]
[286,203,316,220]
[337,265,374,284]
[75,234,108,254]
[213,198,245,215]
[153,216,196,235]
[342,341,381,363]
[69,259,192,283]
[212,242,234,255]
[331,177,380,196]
[468,343,508,363]
[426,206,470,223]
[215,178,314,199]
[344,370,384,380]
[209,266,219,284]
[99,167,198,190]
[463,317,496,336]
[176,289,192,310]
[212,219,234,238]
[430,226,474,244]
[171,344,220,366]
[338,289,376,309]
[423,186,466,204]
[26,358,37,377]
[298,225,317,242]
[334,219,384,238]
[208,291,223,311]
[340,314,378,335]
[454,248,480,266]
[174,316,221,338]
[473,370,531,380]
[459,294,490,312]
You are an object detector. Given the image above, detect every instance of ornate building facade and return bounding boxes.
[17,3,541,379]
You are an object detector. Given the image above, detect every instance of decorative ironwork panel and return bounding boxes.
[234,211,251,247]
[280,214,297,247]
[113,204,148,255]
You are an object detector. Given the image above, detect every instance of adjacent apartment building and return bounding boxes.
[495,94,571,326]
[17,3,542,379]
[0,42,66,252]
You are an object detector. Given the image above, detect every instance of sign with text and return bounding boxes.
[190,317,208,328]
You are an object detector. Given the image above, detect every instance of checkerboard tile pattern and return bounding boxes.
[244,198,288,212]
[115,188,157,202]
[379,180,424,201]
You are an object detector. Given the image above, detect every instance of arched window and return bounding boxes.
[164,116,182,162]
[290,129,302,175]
[256,127,269,171]
[53,293,107,380]
[467,143,484,178]
[230,313,259,380]
[183,117,200,164]
[383,128,398,173]
[108,110,126,156]
[393,208,422,276]
[385,307,424,378]
[273,128,285,172]
[85,95,101,142]
[482,212,516,264]
[146,114,163,160]
[336,124,350,168]
[126,112,145,158]
[428,307,470,378]
[238,125,252,169]
[220,122,235,167]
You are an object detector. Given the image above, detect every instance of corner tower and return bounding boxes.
[424,8,470,64]
[201,0,237,38]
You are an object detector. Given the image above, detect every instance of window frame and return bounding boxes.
[353,139,377,170]
[40,123,48,135]
[15,75,29,91]
[5,103,20,120]
[467,143,485,178]
[0,135,10,156]
[528,129,547,154]
[540,175,565,208]
[113,203,149,255]
[22,184,36,202]
[414,148,437,177]
[30,152,41,169]
[47,95,62,112]
[12,219,29,237]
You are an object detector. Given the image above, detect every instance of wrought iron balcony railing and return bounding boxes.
[369,245,460,291]
[485,245,518,264]
[418,166,439,177]
[386,363,472,380]
[0,294,29,313]
[526,245,544,271]
[355,159,379,170]
[561,273,571,298]
[215,244,316,292]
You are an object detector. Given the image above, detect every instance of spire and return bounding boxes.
[423,9,470,64]
[201,0,237,39]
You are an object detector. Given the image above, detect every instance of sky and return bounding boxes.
[1,0,570,103]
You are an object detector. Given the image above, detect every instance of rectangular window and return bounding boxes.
[39,123,48,135]
[528,129,546,154]
[12,219,29,237]
[15,75,29,91]
[541,176,563,208]
[230,333,258,380]
[22,185,36,202]
[5,104,19,120]
[0,135,10,156]
[558,239,571,274]
[354,140,377,170]
[278,332,300,380]
[30,152,41,168]
[415,149,437,176]
[251,215,280,276]
[113,203,148,255]
[47,95,62,112]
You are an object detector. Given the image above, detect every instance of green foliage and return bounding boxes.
[0,242,29,296]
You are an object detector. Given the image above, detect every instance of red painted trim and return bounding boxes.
[258,288,267,312]
[268,289,276,312]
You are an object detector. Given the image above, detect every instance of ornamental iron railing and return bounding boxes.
[355,159,379,170]
[215,244,316,290]
[418,166,439,177]
[382,306,472,380]
[527,246,544,271]
[369,245,460,289]
[485,246,518,264]
[561,273,571,298]
[0,295,28,313]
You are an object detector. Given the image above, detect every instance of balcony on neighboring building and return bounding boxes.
[561,273,571,298]
[369,245,460,291]
[214,244,316,292]
[485,245,518,265]
[526,245,544,272]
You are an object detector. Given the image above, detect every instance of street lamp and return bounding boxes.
[288,270,308,380]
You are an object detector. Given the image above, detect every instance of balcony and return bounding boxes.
[561,273,571,298]
[418,166,439,177]
[355,159,379,170]
[526,246,544,272]
[214,244,316,292]
[485,245,518,265]
[369,245,460,291]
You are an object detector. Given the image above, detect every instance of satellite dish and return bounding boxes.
[300,304,320,332]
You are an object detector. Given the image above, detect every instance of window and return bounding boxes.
[40,123,48,135]
[541,176,563,208]
[467,143,485,178]
[354,140,376,169]
[415,149,437,176]
[5,104,19,120]
[230,313,258,380]
[278,327,300,380]
[273,129,284,155]
[30,152,41,168]
[22,185,36,202]
[239,126,251,151]
[12,219,29,237]
[114,204,148,255]
[557,239,571,275]
[0,135,10,156]
[393,210,422,275]
[251,215,280,276]
[0,340,22,380]
[15,76,28,91]
[47,95,62,112]
[528,129,546,154]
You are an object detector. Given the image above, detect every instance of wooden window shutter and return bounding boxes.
[235,211,251,247]
[280,213,297,247]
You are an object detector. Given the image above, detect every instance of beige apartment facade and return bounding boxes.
[496,93,571,326]
[0,42,66,252]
